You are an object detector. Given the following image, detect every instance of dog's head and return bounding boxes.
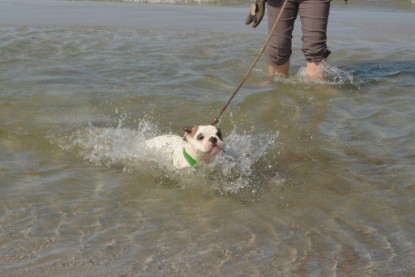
[183,125,224,160]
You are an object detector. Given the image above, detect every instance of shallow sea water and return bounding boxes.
[1,1,415,276]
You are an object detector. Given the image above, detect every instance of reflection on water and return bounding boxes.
[1,8,415,276]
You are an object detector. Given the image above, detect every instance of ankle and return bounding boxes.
[268,61,290,77]
[306,60,327,79]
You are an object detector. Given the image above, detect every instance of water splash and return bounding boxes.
[54,120,161,168]
[53,120,283,194]
[296,64,360,85]
[205,128,282,195]
[270,64,360,87]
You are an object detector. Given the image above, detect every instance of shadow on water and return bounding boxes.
[341,60,415,86]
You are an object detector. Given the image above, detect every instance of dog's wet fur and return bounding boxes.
[145,125,224,168]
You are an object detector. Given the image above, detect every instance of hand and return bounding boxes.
[245,0,266,28]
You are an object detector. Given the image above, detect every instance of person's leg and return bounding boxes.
[299,0,331,79]
[268,60,290,76]
[267,0,299,77]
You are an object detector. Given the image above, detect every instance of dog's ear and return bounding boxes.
[183,127,192,133]
[183,127,192,141]
[216,128,223,140]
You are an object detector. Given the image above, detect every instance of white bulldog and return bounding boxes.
[145,125,224,169]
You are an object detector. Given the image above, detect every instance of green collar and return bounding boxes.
[183,147,197,168]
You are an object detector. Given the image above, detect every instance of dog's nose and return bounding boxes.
[209,137,217,145]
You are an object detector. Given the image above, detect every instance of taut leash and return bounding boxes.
[210,0,289,126]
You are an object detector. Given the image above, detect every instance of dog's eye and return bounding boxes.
[197,134,204,141]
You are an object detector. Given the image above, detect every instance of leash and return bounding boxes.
[210,0,289,126]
